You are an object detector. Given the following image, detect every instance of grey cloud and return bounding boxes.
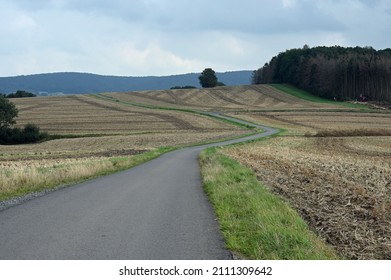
[120,0,345,35]
[357,0,381,7]
[10,0,56,10]
[0,0,389,77]
[8,0,346,34]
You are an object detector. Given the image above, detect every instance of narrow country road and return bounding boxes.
[0,115,278,260]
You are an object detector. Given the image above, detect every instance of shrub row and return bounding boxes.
[0,124,47,145]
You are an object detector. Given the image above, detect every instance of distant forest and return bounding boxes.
[1,90,36,98]
[252,46,391,102]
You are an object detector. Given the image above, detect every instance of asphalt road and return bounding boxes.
[0,115,278,260]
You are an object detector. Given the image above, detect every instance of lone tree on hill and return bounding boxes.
[199,68,218,88]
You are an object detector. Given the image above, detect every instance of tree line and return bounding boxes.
[1,90,36,98]
[252,45,391,102]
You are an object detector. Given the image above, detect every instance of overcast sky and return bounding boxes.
[1,0,390,77]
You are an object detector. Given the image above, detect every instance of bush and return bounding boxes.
[216,82,226,87]
[7,90,36,98]
[22,123,45,143]
[0,124,47,145]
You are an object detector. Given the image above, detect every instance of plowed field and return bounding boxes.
[225,96,391,259]
[223,136,391,259]
[224,137,391,259]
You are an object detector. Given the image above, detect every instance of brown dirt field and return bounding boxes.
[104,85,344,111]
[223,136,391,259]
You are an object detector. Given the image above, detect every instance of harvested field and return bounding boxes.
[0,130,247,160]
[104,85,344,111]
[4,85,390,259]
[230,111,391,135]
[11,95,243,135]
[1,156,115,195]
[223,136,391,259]
[217,89,391,259]
[0,147,171,200]
[2,93,249,199]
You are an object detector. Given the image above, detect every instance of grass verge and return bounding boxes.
[0,147,174,202]
[199,147,339,260]
[272,84,369,110]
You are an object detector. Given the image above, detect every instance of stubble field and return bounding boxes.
[12,94,244,135]
[104,84,343,111]
[5,94,249,154]
[112,84,390,259]
[221,102,391,259]
[1,93,248,200]
[229,110,391,135]
[223,136,391,259]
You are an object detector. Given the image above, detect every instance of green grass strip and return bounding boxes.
[272,84,369,110]
[199,147,339,260]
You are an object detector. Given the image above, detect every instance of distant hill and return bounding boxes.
[0,71,252,95]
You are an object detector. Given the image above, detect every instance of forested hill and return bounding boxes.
[252,46,391,102]
[0,71,252,95]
